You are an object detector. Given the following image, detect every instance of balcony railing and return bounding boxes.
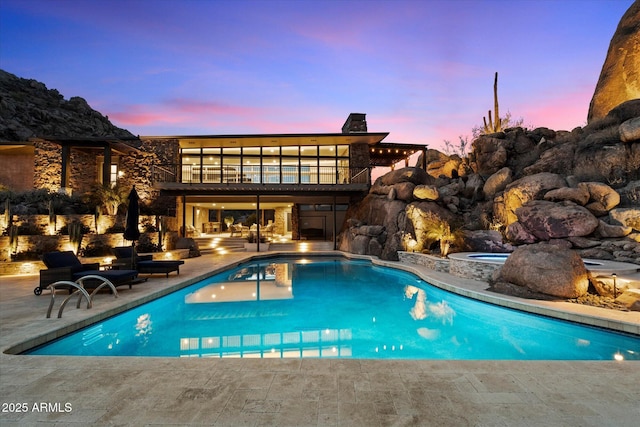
[152,164,370,186]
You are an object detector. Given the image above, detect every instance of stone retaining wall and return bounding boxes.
[398,251,449,273]
[398,251,501,282]
[448,257,501,281]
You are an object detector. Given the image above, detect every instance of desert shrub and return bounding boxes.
[79,243,113,257]
[11,251,41,261]
[105,224,125,234]
[57,222,91,235]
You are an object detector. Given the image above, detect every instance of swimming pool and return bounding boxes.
[26,256,640,360]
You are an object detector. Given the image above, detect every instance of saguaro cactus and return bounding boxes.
[483,72,501,134]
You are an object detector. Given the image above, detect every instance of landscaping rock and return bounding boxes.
[515,200,599,240]
[543,187,590,205]
[483,167,512,198]
[497,243,589,298]
[578,182,621,211]
[595,220,633,238]
[609,208,640,231]
[500,173,567,224]
[615,289,640,311]
[413,184,439,201]
[619,117,640,143]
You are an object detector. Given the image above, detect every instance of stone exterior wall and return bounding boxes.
[292,204,300,240]
[350,142,370,169]
[33,141,61,190]
[274,206,287,236]
[69,149,98,195]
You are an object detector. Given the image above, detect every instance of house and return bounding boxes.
[1,113,427,247]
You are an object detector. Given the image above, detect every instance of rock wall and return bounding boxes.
[339,103,640,264]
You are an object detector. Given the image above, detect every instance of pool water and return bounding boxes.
[26,257,640,360]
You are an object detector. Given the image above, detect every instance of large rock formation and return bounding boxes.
[339,100,640,264]
[0,69,134,141]
[587,1,640,122]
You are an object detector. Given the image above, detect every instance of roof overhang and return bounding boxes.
[368,142,428,167]
[142,133,389,149]
[31,136,142,155]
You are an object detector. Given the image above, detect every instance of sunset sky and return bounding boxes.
[0,0,633,151]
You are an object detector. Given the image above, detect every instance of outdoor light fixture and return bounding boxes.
[612,273,617,298]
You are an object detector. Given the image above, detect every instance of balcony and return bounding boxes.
[152,164,371,193]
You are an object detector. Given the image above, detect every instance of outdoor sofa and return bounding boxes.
[37,251,140,296]
[112,246,184,278]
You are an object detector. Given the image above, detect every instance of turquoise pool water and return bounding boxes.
[26,257,640,360]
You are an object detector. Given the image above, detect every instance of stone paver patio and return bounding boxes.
[1,251,639,426]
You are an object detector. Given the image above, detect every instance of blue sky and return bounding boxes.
[0,0,633,150]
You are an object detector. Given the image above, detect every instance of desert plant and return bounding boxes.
[85,181,128,215]
[224,215,234,229]
[68,221,85,254]
[419,212,463,257]
[443,136,471,157]
[8,224,18,255]
[483,72,501,134]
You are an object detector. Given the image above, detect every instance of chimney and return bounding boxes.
[341,113,367,134]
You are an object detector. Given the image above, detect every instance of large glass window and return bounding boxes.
[180,144,351,184]
[202,148,221,183]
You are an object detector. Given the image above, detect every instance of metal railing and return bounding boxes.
[152,164,370,186]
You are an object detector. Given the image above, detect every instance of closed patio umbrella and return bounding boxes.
[123,186,141,268]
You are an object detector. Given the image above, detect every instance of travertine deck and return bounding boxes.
[1,252,639,426]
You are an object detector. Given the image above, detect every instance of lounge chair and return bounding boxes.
[37,251,140,296]
[229,223,249,237]
[112,246,184,278]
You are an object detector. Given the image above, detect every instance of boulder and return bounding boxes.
[413,184,439,201]
[472,136,508,177]
[585,201,610,217]
[620,117,640,142]
[497,244,589,298]
[567,236,601,249]
[377,167,432,186]
[426,155,461,179]
[578,182,620,210]
[616,289,640,312]
[393,182,416,202]
[595,220,633,238]
[587,1,640,122]
[462,229,514,252]
[543,187,590,205]
[463,173,485,199]
[515,200,599,240]
[591,276,638,299]
[609,208,640,231]
[483,167,513,198]
[505,221,537,244]
[523,143,575,176]
[500,173,567,224]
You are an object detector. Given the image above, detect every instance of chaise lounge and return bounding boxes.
[112,246,184,278]
[37,251,141,296]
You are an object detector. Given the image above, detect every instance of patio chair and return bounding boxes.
[229,223,249,237]
[112,246,184,278]
[37,251,140,296]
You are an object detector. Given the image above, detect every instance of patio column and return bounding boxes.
[181,194,186,237]
[256,195,261,251]
[333,195,337,250]
[60,144,70,190]
[102,145,111,186]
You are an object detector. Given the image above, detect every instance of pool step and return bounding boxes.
[269,241,335,252]
[194,236,247,255]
